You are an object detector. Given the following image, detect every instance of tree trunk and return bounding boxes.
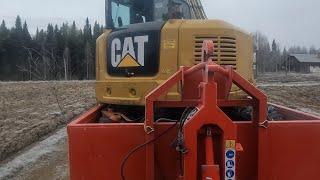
[63,47,70,81]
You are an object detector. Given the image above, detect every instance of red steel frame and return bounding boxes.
[144,60,268,180]
[143,40,268,179]
[68,41,320,180]
[68,96,320,180]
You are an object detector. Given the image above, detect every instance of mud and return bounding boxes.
[256,72,320,83]
[0,128,68,180]
[256,72,320,115]
[259,85,320,115]
[0,81,95,161]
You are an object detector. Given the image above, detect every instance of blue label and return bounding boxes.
[226,150,235,159]
[226,160,235,168]
[226,169,235,178]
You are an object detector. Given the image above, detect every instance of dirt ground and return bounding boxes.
[256,72,320,83]
[0,81,95,162]
[0,128,68,180]
[0,73,320,180]
[256,72,320,115]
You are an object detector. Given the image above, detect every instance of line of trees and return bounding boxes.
[253,31,319,73]
[0,16,104,81]
[1,16,320,81]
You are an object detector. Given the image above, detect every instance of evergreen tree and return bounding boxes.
[12,16,24,43]
[7,16,28,80]
[46,24,55,48]
[253,31,271,73]
[270,39,281,71]
[83,18,94,79]
[283,47,288,56]
[46,24,57,79]
[36,29,47,45]
[0,20,9,51]
[288,46,308,54]
[281,47,288,69]
[54,25,64,56]
[67,21,84,79]
[0,20,9,39]
[22,21,31,42]
[309,46,317,54]
[70,21,78,37]
[10,15,23,45]
[0,20,10,79]
[271,39,278,53]
[15,15,23,32]
[83,18,92,42]
[93,21,103,41]
[0,17,104,80]
[60,23,69,39]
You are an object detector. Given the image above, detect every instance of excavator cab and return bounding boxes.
[106,0,192,28]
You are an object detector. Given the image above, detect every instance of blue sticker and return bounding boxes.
[226,160,235,168]
[226,169,235,178]
[226,150,235,159]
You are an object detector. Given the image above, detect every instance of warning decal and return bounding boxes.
[225,140,236,180]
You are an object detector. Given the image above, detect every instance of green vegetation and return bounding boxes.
[0,16,104,81]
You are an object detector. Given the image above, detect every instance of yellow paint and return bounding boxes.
[118,54,140,67]
[163,39,176,49]
[226,140,236,149]
[96,19,254,105]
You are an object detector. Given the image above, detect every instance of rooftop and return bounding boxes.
[290,54,320,63]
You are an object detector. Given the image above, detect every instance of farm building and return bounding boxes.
[283,54,320,73]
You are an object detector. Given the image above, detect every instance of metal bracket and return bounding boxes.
[144,125,154,134]
[259,120,269,129]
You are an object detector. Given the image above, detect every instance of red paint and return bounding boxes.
[68,40,320,180]
[68,106,320,180]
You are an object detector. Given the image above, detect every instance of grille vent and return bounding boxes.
[194,36,237,69]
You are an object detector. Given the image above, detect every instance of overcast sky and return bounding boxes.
[1,0,319,48]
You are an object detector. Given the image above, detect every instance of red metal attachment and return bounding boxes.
[143,40,268,180]
[67,40,320,180]
[201,127,220,180]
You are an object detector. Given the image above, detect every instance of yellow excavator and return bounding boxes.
[95,0,254,106]
[68,1,320,180]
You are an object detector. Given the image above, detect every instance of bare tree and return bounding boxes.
[84,42,93,80]
[19,46,66,81]
[63,47,70,81]
[17,47,66,115]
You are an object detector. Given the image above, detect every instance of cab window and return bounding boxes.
[111,0,149,28]
[153,0,191,21]
[109,0,191,28]
[111,2,131,27]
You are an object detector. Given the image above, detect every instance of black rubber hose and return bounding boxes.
[120,108,191,180]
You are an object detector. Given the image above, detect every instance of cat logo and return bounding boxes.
[111,35,149,68]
